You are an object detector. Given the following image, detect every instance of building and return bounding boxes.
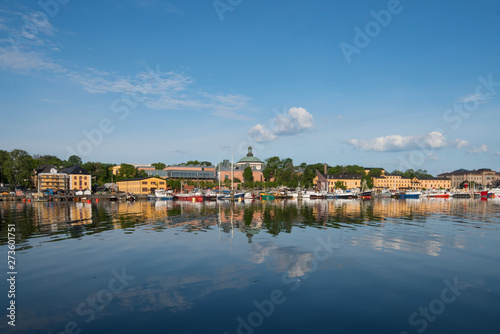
[372,174,412,190]
[314,172,363,191]
[438,169,500,188]
[219,146,266,184]
[112,164,155,175]
[61,166,91,191]
[412,177,451,190]
[116,177,167,194]
[165,164,216,180]
[33,165,69,191]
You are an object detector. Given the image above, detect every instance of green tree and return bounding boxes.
[34,154,63,167]
[334,181,347,190]
[9,149,35,188]
[68,155,82,166]
[243,166,254,183]
[151,162,166,170]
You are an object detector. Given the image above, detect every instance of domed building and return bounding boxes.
[234,146,266,171]
[218,146,266,184]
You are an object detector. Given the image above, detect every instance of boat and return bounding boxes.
[488,188,500,198]
[334,190,356,199]
[219,192,246,200]
[203,191,218,201]
[260,192,275,200]
[307,190,327,199]
[155,189,174,200]
[400,191,422,199]
[424,190,450,198]
[359,190,372,199]
[373,189,392,198]
[175,192,204,202]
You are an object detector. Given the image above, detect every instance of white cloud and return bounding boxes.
[248,107,314,142]
[0,46,64,73]
[496,152,500,156]
[0,7,253,120]
[467,144,487,154]
[273,107,313,135]
[249,124,277,142]
[346,131,448,152]
[452,139,469,149]
[458,92,495,104]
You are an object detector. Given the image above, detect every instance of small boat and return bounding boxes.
[219,192,246,200]
[175,192,204,202]
[400,191,422,199]
[260,192,275,200]
[155,189,174,200]
[425,190,450,198]
[359,190,372,199]
[374,189,392,198]
[334,190,356,199]
[488,188,500,198]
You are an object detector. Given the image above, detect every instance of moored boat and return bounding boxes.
[175,192,204,202]
[400,191,422,199]
[155,189,174,200]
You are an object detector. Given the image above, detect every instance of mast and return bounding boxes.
[231,148,234,193]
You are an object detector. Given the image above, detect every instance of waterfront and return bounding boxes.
[1,199,500,334]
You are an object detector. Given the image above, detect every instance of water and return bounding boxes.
[1,199,499,334]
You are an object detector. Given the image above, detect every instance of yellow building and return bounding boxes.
[61,166,91,191]
[116,177,167,194]
[372,174,412,190]
[314,173,363,191]
[412,177,451,190]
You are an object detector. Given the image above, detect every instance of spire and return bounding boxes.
[247,146,253,157]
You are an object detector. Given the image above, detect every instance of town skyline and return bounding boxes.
[1,0,499,176]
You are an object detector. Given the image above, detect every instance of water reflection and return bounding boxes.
[2,198,500,247]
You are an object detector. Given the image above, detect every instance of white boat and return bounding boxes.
[155,189,174,200]
[488,188,500,198]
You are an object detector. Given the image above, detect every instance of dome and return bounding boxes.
[237,146,263,163]
[238,156,263,163]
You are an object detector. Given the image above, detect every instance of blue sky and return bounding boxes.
[0,0,499,175]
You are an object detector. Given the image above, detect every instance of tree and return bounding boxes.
[8,149,35,188]
[34,155,63,167]
[67,155,82,166]
[243,166,254,183]
[334,181,347,190]
[152,162,166,170]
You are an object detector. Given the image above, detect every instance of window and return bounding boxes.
[142,181,147,185]
[142,188,148,192]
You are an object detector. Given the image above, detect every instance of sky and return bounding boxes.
[0,0,499,175]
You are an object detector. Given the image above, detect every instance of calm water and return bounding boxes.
[1,198,500,334]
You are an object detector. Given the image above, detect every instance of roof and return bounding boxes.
[116,177,154,182]
[417,177,450,181]
[237,156,263,163]
[61,165,90,175]
[35,164,57,173]
[169,164,215,168]
[324,174,363,180]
